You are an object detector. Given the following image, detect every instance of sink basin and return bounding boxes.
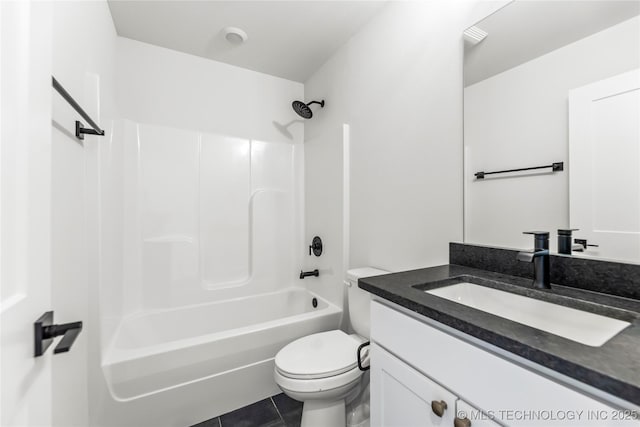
[426,282,630,347]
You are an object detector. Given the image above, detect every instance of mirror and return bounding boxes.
[463,0,640,263]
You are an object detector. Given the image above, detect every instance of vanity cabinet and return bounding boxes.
[370,300,638,427]
[371,343,500,427]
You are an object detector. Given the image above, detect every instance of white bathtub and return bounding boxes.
[98,287,341,426]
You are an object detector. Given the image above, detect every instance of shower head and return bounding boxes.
[292,99,325,119]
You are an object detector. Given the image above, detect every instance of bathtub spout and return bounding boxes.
[300,269,319,279]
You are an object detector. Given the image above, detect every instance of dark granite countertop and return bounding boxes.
[359,264,640,405]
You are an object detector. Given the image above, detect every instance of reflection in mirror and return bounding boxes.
[463,0,640,263]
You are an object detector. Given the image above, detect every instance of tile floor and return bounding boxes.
[191,393,302,427]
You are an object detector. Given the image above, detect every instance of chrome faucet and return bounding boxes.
[517,231,550,289]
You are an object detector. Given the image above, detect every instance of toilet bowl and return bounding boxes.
[274,267,389,427]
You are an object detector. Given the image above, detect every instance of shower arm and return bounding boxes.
[307,100,324,107]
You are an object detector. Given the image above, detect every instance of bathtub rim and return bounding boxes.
[100,287,342,402]
[101,286,341,365]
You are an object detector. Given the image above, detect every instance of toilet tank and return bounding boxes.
[345,267,389,338]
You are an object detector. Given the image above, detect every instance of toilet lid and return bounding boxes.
[275,330,362,380]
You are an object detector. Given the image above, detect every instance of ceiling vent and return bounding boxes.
[463,26,488,45]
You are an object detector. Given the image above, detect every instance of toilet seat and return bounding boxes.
[274,330,365,394]
[275,363,363,395]
[275,330,364,380]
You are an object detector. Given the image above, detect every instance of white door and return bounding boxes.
[370,343,457,427]
[1,1,53,426]
[569,69,640,263]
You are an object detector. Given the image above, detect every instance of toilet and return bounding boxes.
[274,267,389,427]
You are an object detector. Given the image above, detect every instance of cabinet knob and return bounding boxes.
[454,416,471,427]
[431,400,448,417]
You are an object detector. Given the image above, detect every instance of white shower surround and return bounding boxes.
[130,121,299,305]
[94,118,339,426]
[98,119,307,326]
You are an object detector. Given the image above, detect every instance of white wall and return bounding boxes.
[116,37,304,142]
[51,2,118,427]
[302,124,349,311]
[303,1,507,281]
[464,16,640,252]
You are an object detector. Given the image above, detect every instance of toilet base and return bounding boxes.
[301,399,345,427]
[346,372,370,427]
[279,378,362,427]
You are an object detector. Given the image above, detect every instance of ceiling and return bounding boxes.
[107,1,387,83]
[464,1,640,86]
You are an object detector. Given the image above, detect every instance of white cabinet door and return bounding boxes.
[371,343,457,427]
[1,1,53,426]
[569,69,640,263]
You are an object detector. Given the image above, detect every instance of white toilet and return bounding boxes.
[274,267,389,427]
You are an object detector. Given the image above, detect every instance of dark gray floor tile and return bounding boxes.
[280,410,302,427]
[190,416,220,427]
[272,393,303,427]
[272,393,303,414]
[220,398,281,427]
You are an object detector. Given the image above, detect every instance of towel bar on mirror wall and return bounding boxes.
[475,162,563,179]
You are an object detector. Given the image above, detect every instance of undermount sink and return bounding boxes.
[426,282,630,347]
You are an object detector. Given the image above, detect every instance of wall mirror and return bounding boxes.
[463,0,640,264]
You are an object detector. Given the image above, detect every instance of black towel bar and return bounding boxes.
[475,162,563,179]
[52,76,105,140]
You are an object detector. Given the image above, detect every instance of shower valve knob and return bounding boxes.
[309,236,323,257]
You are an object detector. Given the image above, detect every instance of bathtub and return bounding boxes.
[98,287,341,426]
